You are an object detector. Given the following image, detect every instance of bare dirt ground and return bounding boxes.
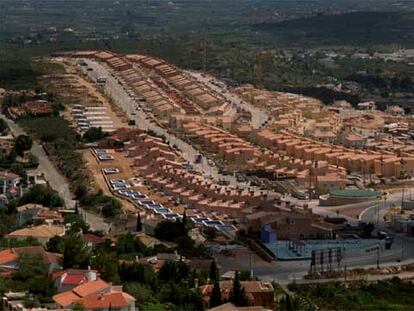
[83,149,137,213]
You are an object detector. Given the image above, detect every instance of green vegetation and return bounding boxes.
[0,254,57,305]
[18,116,87,197]
[255,12,414,47]
[19,184,64,208]
[0,133,38,173]
[154,219,207,257]
[14,135,32,157]
[0,119,9,135]
[229,271,249,307]
[18,116,122,217]
[289,278,414,311]
[82,127,109,143]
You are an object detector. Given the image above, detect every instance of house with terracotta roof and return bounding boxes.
[0,171,21,199]
[0,246,62,274]
[207,302,272,311]
[16,203,63,226]
[200,281,275,309]
[82,233,106,249]
[53,279,135,311]
[6,224,65,245]
[52,268,99,292]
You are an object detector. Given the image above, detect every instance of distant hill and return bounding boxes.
[253,11,414,47]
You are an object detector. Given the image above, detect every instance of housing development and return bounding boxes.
[1,2,414,310]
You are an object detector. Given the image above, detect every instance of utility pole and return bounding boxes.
[376,242,380,269]
[249,251,253,279]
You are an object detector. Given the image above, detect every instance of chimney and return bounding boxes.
[86,266,97,281]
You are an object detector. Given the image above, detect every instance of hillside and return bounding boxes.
[254,11,414,47]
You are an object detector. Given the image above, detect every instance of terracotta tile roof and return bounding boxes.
[53,291,81,308]
[0,171,19,179]
[52,268,98,281]
[6,225,64,239]
[82,233,105,245]
[0,249,17,265]
[13,246,62,264]
[63,274,87,285]
[72,279,110,297]
[75,292,129,309]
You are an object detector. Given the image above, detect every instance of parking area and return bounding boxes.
[264,239,382,260]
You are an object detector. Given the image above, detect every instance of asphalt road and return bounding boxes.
[188,71,269,129]
[1,114,109,232]
[314,189,410,226]
[1,114,75,209]
[218,236,414,284]
[82,59,248,187]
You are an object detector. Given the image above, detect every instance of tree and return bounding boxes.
[83,127,108,143]
[182,210,187,227]
[15,135,32,157]
[19,184,64,208]
[209,260,219,283]
[204,227,217,240]
[136,213,142,232]
[12,254,57,302]
[10,163,27,182]
[116,232,147,255]
[158,260,190,284]
[0,119,9,135]
[91,248,119,283]
[65,214,89,234]
[72,303,85,311]
[63,234,90,269]
[101,198,122,218]
[154,220,187,242]
[229,271,249,307]
[210,281,222,308]
[46,235,65,253]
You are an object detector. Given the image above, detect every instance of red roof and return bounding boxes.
[13,246,62,265]
[53,291,81,308]
[0,249,17,265]
[73,279,110,297]
[63,274,87,285]
[75,292,129,309]
[82,233,105,245]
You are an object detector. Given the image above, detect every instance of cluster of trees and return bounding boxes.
[347,73,414,93]
[0,135,38,177]
[154,216,207,257]
[0,254,57,306]
[18,116,87,197]
[18,117,122,218]
[208,263,250,308]
[82,127,109,143]
[0,184,65,240]
[18,184,64,208]
[80,189,122,218]
[288,277,414,311]
[42,230,204,310]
